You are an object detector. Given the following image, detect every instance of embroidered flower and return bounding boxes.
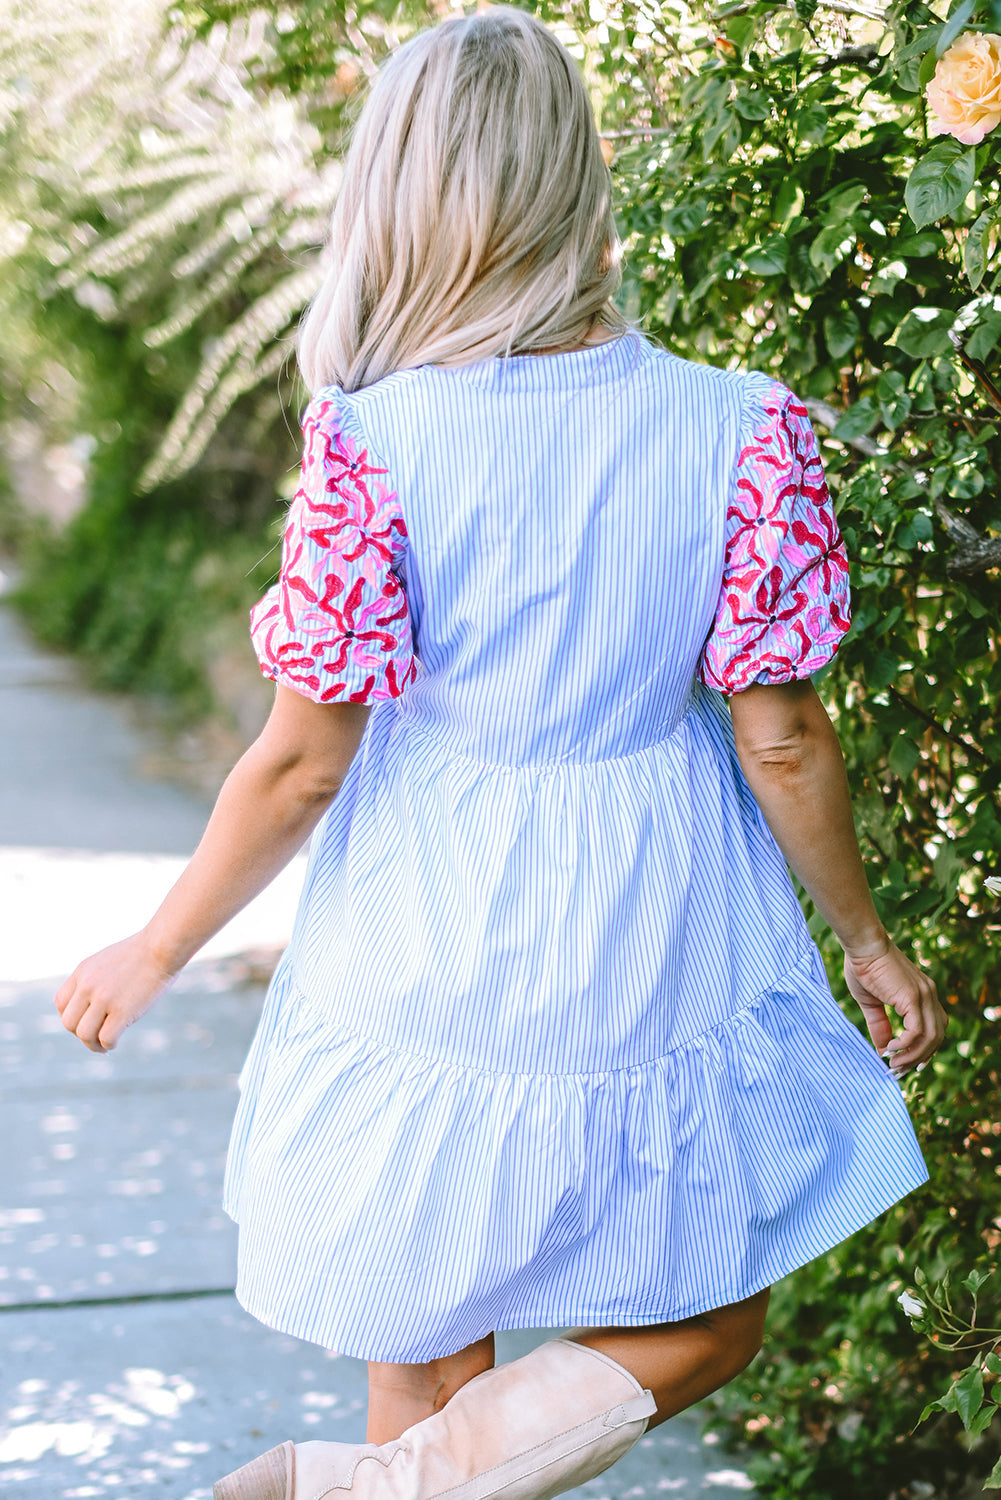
[699,383,851,695]
[250,399,418,704]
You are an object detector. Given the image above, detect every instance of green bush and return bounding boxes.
[8,304,289,718]
[593,1,1001,1492]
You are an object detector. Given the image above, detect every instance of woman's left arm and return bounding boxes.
[55,687,370,1054]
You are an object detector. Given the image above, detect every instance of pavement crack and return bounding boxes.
[0,1285,236,1313]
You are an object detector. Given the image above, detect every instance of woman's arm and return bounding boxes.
[728,679,947,1076]
[55,686,370,1054]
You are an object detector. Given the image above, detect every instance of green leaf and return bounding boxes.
[877,369,913,428]
[865,648,900,690]
[725,15,756,50]
[774,178,804,225]
[937,0,976,57]
[703,107,738,160]
[917,1399,943,1424]
[919,46,942,88]
[969,1403,998,1437]
[894,25,945,90]
[894,307,956,358]
[734,88,770,120]
[663,199,710,236]
[895,24,945,68]
[986,1451,1001,1488]
[889,736,921,777]
[962,1269,994,1293]
[823,182,868,219]
[744,234,789,276]
[986,1353,1001,1377]
[824,307,861,359]
[905,140,976,230]
[955,1365,986,1431]
[965,208,997,289]
[894,232,944,256]
[795,102,828,146]
[965,309,1001,361]
[833,397,879,440]
[810,222,856,275]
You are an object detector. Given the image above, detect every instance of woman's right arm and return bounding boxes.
[728,678,948,1076]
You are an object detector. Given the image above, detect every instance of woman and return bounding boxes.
[56,9,947,1500]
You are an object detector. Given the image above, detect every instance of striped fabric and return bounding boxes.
[224,332,928,1362]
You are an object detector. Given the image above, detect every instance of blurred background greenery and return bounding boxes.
[1,1,999,1495]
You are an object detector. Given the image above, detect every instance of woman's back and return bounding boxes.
[343,332,739,764]
[245,333,858,1075]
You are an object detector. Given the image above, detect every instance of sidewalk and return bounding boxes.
[0,596,755,1498]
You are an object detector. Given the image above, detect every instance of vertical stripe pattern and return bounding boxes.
[224,334,928,1362]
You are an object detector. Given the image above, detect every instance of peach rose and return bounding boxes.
[926,31,1001,145]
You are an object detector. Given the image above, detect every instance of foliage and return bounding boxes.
[904,1268,1001,1489]
[588,0,1001,1493]
[1,0,1000,1494]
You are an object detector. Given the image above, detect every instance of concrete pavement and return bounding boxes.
[0,591,755,1497]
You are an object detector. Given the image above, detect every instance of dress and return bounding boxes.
[223,331,928,1362]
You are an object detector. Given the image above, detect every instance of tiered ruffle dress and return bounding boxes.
[223,332,927,1362]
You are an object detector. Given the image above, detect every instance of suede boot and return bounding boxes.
[213,1336,657,1500]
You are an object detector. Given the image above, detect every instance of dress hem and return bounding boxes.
[227,1162,929,1364]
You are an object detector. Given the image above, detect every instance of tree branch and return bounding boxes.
[931,498,1001,577]
[601,125,675,141]
[804,399,889,457]
[804,400,1001,577]
[887,687,989,765]
[815,43,880,72]
[949,329,1001,418]
[710,0,886,21]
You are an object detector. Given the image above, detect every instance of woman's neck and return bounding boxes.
[525,322,623,357]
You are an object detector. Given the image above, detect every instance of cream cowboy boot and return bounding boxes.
[213,1336,657,1500]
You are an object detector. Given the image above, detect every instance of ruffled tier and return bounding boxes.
[223,948,927,1363]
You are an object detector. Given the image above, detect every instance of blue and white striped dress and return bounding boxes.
[223,331,927,1362]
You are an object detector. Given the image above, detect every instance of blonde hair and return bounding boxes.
[298,5,626,393]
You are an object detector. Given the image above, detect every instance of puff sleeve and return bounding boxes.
[250,393,418,704]
[698,377,850,695]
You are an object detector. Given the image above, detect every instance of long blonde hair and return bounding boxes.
[298,5,626,393]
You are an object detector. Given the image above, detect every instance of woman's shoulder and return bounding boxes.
[631,340,783,413]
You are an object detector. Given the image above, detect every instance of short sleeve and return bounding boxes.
[698,377,851,696]
[249,394,418,704]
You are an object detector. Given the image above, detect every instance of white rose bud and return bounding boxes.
[926,31,1001,145]
[985,875,1001,896]
[898,1290,925,1317]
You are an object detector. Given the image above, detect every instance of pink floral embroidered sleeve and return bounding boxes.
[250,394,418,704]
[698,377,851,695]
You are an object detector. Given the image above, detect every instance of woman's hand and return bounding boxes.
[54,931,175,1054]
[843,940,948,1076]
[53,689,369,1056]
